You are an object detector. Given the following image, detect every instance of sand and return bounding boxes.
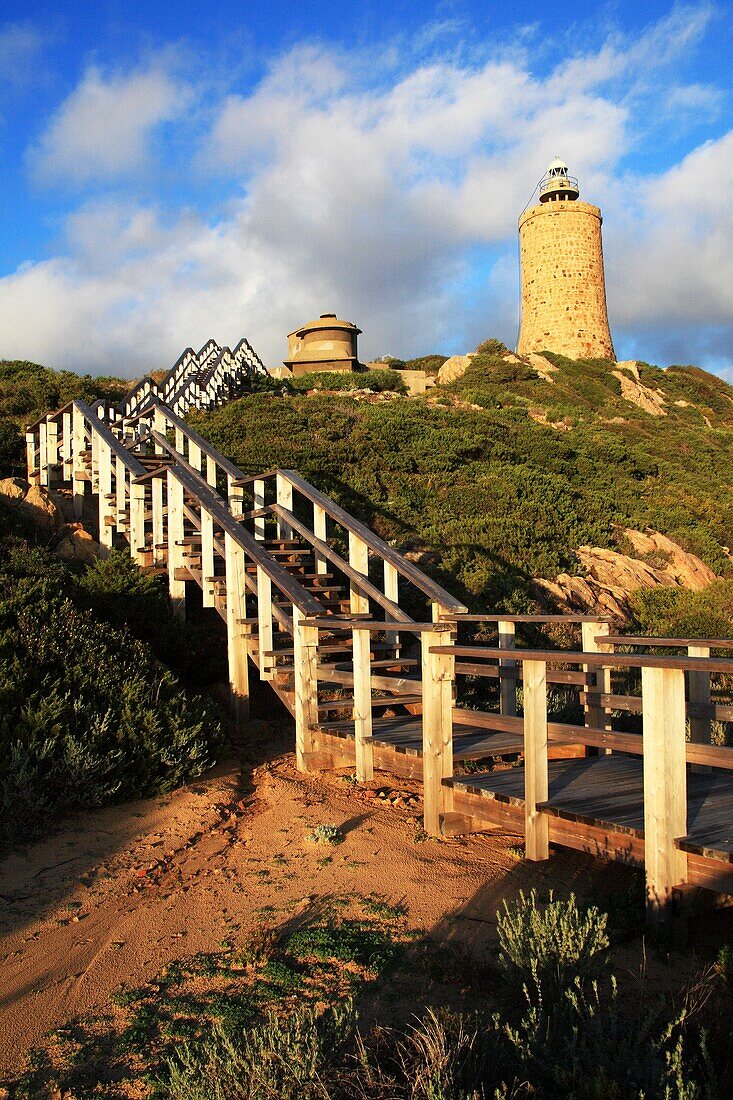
[0,724,687,1078]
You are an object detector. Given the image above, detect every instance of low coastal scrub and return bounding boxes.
[0,512,224,848]
[9,892,724,1098]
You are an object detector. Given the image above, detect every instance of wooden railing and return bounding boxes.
[25,398,733,922]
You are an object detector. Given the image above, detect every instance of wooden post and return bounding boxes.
[688,645,712,766]
[166,471,186,620]
[175,426,184,453]
[38,420,48,486]
[188,441,202,473]
[293,606,319,771]
[348,532,370,614]
[353,625,374,782]
[383,560,400,656]
[256,566,274,680]
[313,503,328,572]
[46,418,60,486]
[641,666,688,920]
[62,411,72,479]
[72,405,86,519]
[25,431,36,482]
[90,425,99,493]
[116,456,127,533]
[228,474,243,518]
[225,532,250,723]
[421,628,454,836]
[254,479,266,540]
[152,474,164,564]
[201,507,215,607]
[523,659,550,861]
[206,455,217,490]
[153,407,166,454]
[498,619,517,717]
[276,473,293,539]
[98,440,113,554]
[129,481,147,566]
[582,621,613,749]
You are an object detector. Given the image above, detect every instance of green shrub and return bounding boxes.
[497,890,609,999]
[0,525,224,848]
[288,369,406,394]
[163,1001,355,1100]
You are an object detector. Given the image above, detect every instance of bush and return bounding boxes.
[497,890,609,999]
[164,1001,355,1100]
[288,369,406,394]
[0,526,224,848]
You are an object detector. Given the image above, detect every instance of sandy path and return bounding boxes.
[0,733,638,1078]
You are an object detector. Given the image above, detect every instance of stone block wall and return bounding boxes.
[517,200,615,361]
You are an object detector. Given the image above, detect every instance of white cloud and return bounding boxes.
[28,61,191,185]
[1,7,731,377]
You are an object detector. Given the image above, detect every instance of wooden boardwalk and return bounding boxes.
[25,396,733,921]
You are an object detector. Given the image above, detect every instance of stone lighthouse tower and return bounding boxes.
[517,158,615,361]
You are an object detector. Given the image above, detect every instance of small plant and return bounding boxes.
[717,944,733,987]
[507,844,524,861]
[497,889,609,999]
[237,923,279,967]
[306,823,343,845]
[413,826,429,843]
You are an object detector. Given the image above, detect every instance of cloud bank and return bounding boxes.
[1,5,731,379]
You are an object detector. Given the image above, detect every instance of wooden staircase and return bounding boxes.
[25,396,733,924]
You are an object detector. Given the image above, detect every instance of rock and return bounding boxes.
[528,353,558,384]
[0,476,29,503]
[616,359,641,380]
[437,354,474,384]
[0,477,65,529]
[621,529,717,590]
[56,523,100,563]
[612,369,667,416]
[404,548,439,569]
[535,528,718,621]
[22,483,65,529]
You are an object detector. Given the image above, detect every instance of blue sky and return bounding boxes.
[0,1,732,378]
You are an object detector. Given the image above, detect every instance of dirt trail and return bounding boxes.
[0,730,651,1077]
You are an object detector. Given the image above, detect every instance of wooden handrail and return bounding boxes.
[442,613,613,624]
[429,644,733,673]
[601,635,733,650]
[277,469,468,613]
[304,617,450,632]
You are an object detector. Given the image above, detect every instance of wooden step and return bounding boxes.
[318,693,423,713]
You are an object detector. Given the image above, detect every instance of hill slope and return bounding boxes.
[189,347,733,624]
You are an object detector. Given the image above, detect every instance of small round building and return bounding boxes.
[284,313,361,377]
[516,159,615,362]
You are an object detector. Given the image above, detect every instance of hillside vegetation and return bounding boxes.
[187,346,733,625]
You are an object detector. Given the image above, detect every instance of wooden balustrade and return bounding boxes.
[24,397,733,924]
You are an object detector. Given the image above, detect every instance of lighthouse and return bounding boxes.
[516,158,615,362]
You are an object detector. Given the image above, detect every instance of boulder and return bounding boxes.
[0,476,29,503]
[56,523,100,564]
[612,369,667,416]
[528,353,558,384]
[0,477,65,529]
[437,354,474,384]
[22,483,65,529]
[535,528,718,621]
